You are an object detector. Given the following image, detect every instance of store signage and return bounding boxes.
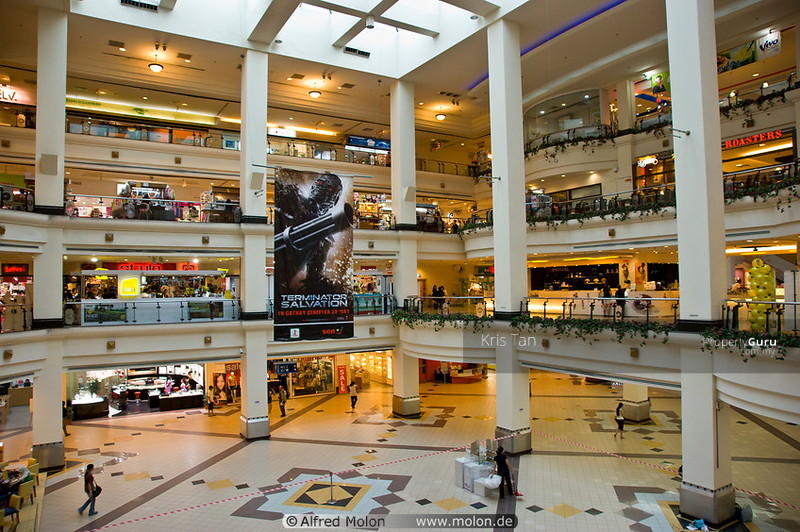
[1,264,28,276]
[103,262,177,271]
[637,155,659,168]
[0,85,33,105]
[346,135,391,150]
[175,262,199,271]
[118,277,140,297]
[722,129,784,150]
[756,32,781,59]
[273,169,354,341]
[275,362,298,375]
[268,127,297,138]
[337,365,348,393]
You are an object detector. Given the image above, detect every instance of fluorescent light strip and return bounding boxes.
[725,245,796,254]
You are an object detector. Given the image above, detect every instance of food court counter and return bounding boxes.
[153,391,204,411]
[72,396,109,419]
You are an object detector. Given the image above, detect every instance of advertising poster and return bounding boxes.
[274,169,354,341]
[650,72,669,94]
[337,365,349,393]
[717,41,756,73]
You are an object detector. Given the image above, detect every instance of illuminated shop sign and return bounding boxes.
[1,264,29,275]
[103,262,177,271]
[722,129,785,150]
[0,85,34,105]
[637,155,659,167]
[346,135,391,150]
[268,127,297,138]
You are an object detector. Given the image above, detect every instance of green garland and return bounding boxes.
[724,176,800,213]
[699,327,799,361]
[719,88,788,120]
[391,310,494,332]
[510,315,674,346]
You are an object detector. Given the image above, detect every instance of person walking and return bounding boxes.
[205,391,216,417]
[78,463,99,516]
[278,384,288,417]
[615,281,630,319]
[62,401,71,437]
[492,446,521,498]
[348,380,359,411]
[601,282,612,317]
[614,402,625,439]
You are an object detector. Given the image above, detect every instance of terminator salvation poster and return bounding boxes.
[274,169,354,341]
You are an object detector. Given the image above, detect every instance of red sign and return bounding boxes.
[103,262,177,271]
[723,129,784,150]
[176,262,199,271]
[337,365,348,394]
[1,264,28,276]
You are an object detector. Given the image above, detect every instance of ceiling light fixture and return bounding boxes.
[435,113,446,120]
[308,89,322,98]
[149,43,165,73]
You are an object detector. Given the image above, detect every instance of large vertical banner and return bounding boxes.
[274,169,354,341]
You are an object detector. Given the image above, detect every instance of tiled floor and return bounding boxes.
[1,370,799,531]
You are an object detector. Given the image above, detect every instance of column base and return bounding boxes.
[33,205,65,216]
[494,426,531,454]
[32,318,64,330]
[32,441,65,470]
[241,311,270,321]
[240,215,268,224]
[493,311,521,321]
[392,395,420,418]
[622,399,651,422]
[239,415,270,440]
[679,482,736,526]
[394,223,418,231]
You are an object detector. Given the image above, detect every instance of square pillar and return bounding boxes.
[494,338,530,454]
[392,351,420,418]
[239,49,268,223]
[622,383,650,422]
[239,329,270,439]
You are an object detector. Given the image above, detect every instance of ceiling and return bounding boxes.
[0,0,798,143]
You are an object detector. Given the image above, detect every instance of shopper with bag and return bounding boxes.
[78,463,99,516]
[614,402,626,439]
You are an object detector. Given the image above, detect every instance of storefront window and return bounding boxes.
[269,357,334,397]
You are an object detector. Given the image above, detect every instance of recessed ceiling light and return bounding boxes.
[560,174,565,177]
[752,73,759,77]
[540,179,545,181]
[758,143,765,146]
[539,110,545,114]
[418,102,424,105]
[184,59,191,63]
[142,96,148,100]
[119,47,126,52]
[735,163,744,167]
[337,86,343,89]
[561,103,566,107]
[460,143,464,146]
[97,90,106,95]
[637,104,642,107]
[288,117,293,120]
[91,257,98,263]
[583,94,590,99]
[180,103,188,106]
[747,239,753,242]
[287,77,294,81]
[628,248,634,250]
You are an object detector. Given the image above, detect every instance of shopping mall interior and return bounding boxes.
[0,0,799,530]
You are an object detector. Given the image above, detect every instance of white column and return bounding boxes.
[33,228,63,328]
[616,80,636,131]
[34,8,67,213]
[487,19,527,319]
[679,348,734,525]
[31,345,65,468]
[240,233,268,317]
[239,329,270,439]
[612,79,636,194]
[598,88,611,126]
[240,49,268,222]
[390,80,417,229]
[390,80,421,418]
[621,383,650,422]
[391,349,420,418]
[494,335,530,453]
[666,0,726,327]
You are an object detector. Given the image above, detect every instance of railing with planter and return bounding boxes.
[65,193,249,223]
[521,296,680,324]
[722,299,798,334]
[404,295,494,318]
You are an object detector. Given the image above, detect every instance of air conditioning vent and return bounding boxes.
[343,46,370,58]
[120,0,159,12]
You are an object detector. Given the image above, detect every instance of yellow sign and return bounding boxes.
[119,276,141,297]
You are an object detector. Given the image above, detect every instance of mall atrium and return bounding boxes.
[0,0,799,530]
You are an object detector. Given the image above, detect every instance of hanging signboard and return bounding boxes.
[273,169,354,341]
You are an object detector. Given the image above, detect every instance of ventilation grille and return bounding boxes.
[343,46,370,58]
[120,0,159,12]
[340,83,355,89]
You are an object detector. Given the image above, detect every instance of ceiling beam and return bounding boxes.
[332,0,397,48]
[247,0,302,45]
[159,0,177,9]
[305,0,439,45]
[438,0,499,17]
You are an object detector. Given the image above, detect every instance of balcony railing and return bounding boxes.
[0,304,32,333]
[723,299,798,334]
[63,298,240,326]
[354,294,397,315]
[522,296,680,324]
[404,296,494,317]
